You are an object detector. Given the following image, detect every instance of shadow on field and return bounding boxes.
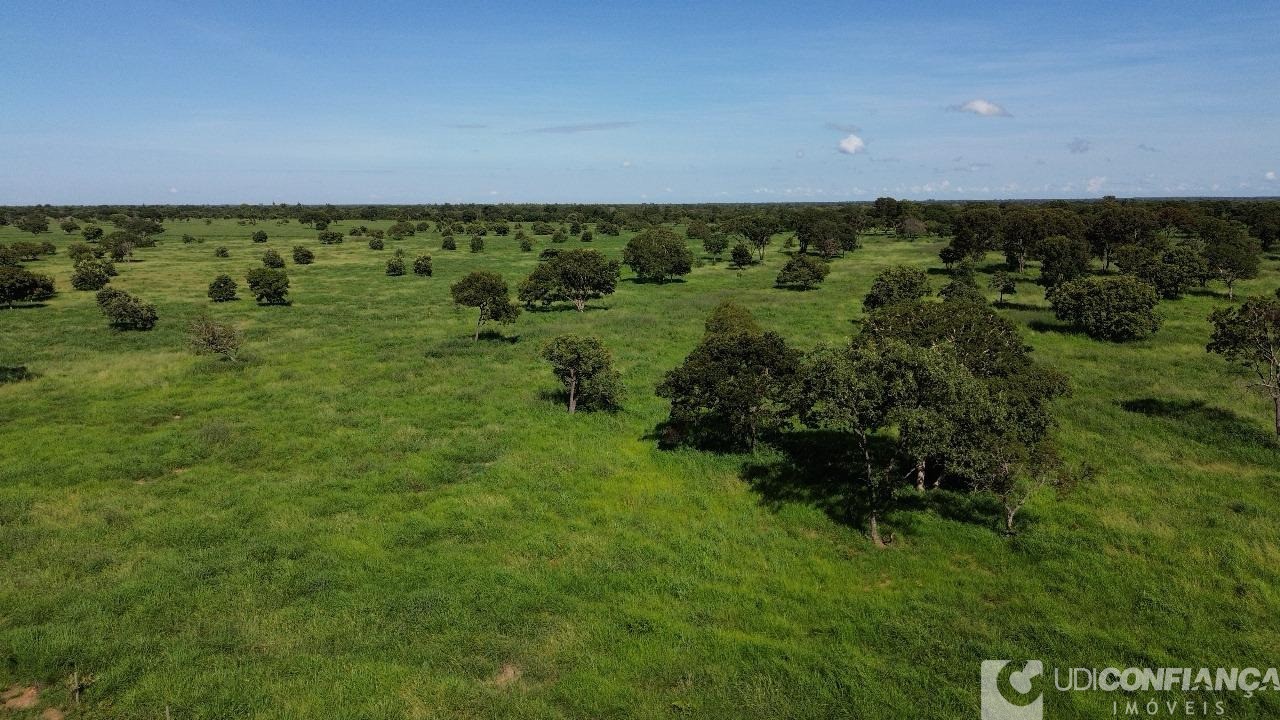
[0,366,35,384]
[740,430,1000,531]
[477,330,520,343]
[1028,319,1087,336]
[995,301,1045,312]
[1120,398,1277,446]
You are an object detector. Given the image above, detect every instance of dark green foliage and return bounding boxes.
[938,278,985,303]
[252,230,268,243]
[386,257,406,276]
[1049,275,1161,341]
[1207,295,1280,436]
[1201,220,1261,298]
[551,230,568,244]
[450,271,520,339]
[95,288,157,330]
[775,254,829,290]
[938,244,962,269]
[215,246,230,258]
[531,221,556,235]
[14,213,49,235]
[81,225,104,243]
[542,335,623,413]
[102,231,137,262]
[703,233,728,261]
[518,248,620,311]
[413,255,433,276]
[182,234,198,244]
[208,274,238,302]
[318,230,344,245]
[60,219,80,234]
[441,235,457,250]
[622,228,694,283]
[657,304,798,451]
[1112,242,1206,299]
[0,245,18,267]
[245,268,290,305]
[519,236,534,252]
[989,270,1018,303]
[704,299,760,335]
[10,241,45,261]
[726,214,778,261]
[262,249,285,268]
[387,221,415,239]
[580,230,593,243]
[597,221,620,236]
[470,235,485,253]
[1037,235,1092,288]
[368,237,385,250]
[71,260,112,291]
[729,243,753,268]
[863,266,929,310]
[292,246,314,265]
[0,266,55,307]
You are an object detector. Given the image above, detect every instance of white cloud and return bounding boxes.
[1087,176,1107,193]
[1266,171,1277,181]
[951,99,1011,117]
[168,187,178,193]
[837,134,866,155]
[621,160,632,168]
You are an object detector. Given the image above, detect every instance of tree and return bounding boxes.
[318,230,344,245]
[450,271,521,340]
[67,242,97,264]
[292,246,315,265]
[10,241,45,261]
[245,268,290,305]
[687,219,712,240]
[81,226,104,243]
[413,255,433,276]
[989,270,1017,303]
[541,335,623,413]
[96,288,157,330]
[1049,275,1160,341]
[1113,242,1204,299]
[188,317,243,361]
[727,214,778,261]
[71,260,111,291]
[656,303,798,451]
[895,215,927,239]
[386,257,406,276]
[387,221,415,239]
[368,237,385,250]
[622,228,693,283]
[580,230,594,243]
[252,230,268,243]
[863,266,929,311]
[1037,235,1092,288]
[0,266,55,307]
[60,219,80,234]
[214,246,230,258]
[1207,296,1280,437]
[14,214,48,235]
[1201,221,1261,299]
[729,243,753,268]
[519,236,534,252]
[775,255,830,290]
[208,274,238,302]
[1000,209,1046,272]
[1086,202,1155,270]
[441,235,457,250]
[703,233,728,262]
[518,249,620,311]
[262,249,285,268]
[470,235,485,253]
[938,244,963,270]
[950,207,1001,258]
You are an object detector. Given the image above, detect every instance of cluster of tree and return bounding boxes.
[0,265,55,307]
[518,249,620,311]
[96,288,157,330]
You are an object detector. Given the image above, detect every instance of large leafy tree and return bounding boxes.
[1207,296,1280,437]
[727,214,778,261]
[542,335,623,413]
[450,271,520,340]
[862,266,929,311]
[1036,235,1092,288]
[1048,275,1161,341]
[621,228,693,283]
[518,249,620,311]
[1200,219,1261,299]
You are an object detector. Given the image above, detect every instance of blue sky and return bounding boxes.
[1,0,1277,203]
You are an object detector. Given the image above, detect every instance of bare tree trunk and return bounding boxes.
[574,298,585,312]
[474,312,482,341]
[567,371,578,414]
[914,458,926,492]
[1273,395,1279,438]
[1004,504,1017,535]
[869,510,884,548]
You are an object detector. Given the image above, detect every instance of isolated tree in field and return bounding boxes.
[542,335,623,413]
[208,274,238,302]
[413,255,433,276]
[518,248,620,311]
[245,268,290,305]
[71,260,112,291]
[579,230,594,243]
[1049,275,1160,341]
[622,228,693,283]
[96,288,157,330]
[519,235,534,252]
[1201,222,1261,299]
[656,303,798,451]
[387,221,415,239]
[262,249,285,268]
[728,214,778,261]
[318,230,344,245]
[863,266,929,311]
[730,243,753,269]
[1207,296,1280,437]
[188,317,243,361]
[368,237,385,250]
[450,271,521,340]
[214,246,230,258]
[470,235,485,253]
[968,435,1075,534]
[703,233,728,262]
[775,254,829,290]
[67,242,97,264]
[60,219,80,234]
[0,266,55,307]
[989,270,1017,303]
[102,232,137,262]
[292,246,314,265]
[81,225,104,243]
[551,229,567,244]
[14,213,48,235]
[441,235,457,250]
[252,230,268,243]
[938,244,962,270]
[386,257,406,276]
[10,241,45,261]
[686,219,712,240]
[1036,235,1092,288]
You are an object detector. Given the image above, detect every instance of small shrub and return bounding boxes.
[71,260,112,291]
[730,243,754,268]
[520,237,534,252]
[470,236,484,253]
[208,274,238,302]
[318,230,344,245]
[215,246,230,258]
[413,255,433,276]
[96,288,157,330]
[386,257,406,276]
[188,317,243,360]
[262,249,285,268]
[245,268,289,305]
[441,235,457,251]
[369,237,385,250]
[0,266,55,307]
[580,230,594,243]
[292,246,314,265]
[182,234,197,244]
[251,230,268,243]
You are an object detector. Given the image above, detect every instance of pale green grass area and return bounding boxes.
[1,220,1278,718]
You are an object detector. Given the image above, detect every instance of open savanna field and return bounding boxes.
[2,218,1279,719]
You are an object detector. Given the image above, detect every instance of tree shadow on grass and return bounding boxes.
[524,303,607,313]
[2,302,51,310]
[624,277,688,285]
[994,301,1045,312]
[0,366,35,384]
[1028,319,1088,336]
[477,330,520,344]
[1119,398,1277,447]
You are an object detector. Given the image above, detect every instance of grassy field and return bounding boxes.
[2,219,1279,719]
